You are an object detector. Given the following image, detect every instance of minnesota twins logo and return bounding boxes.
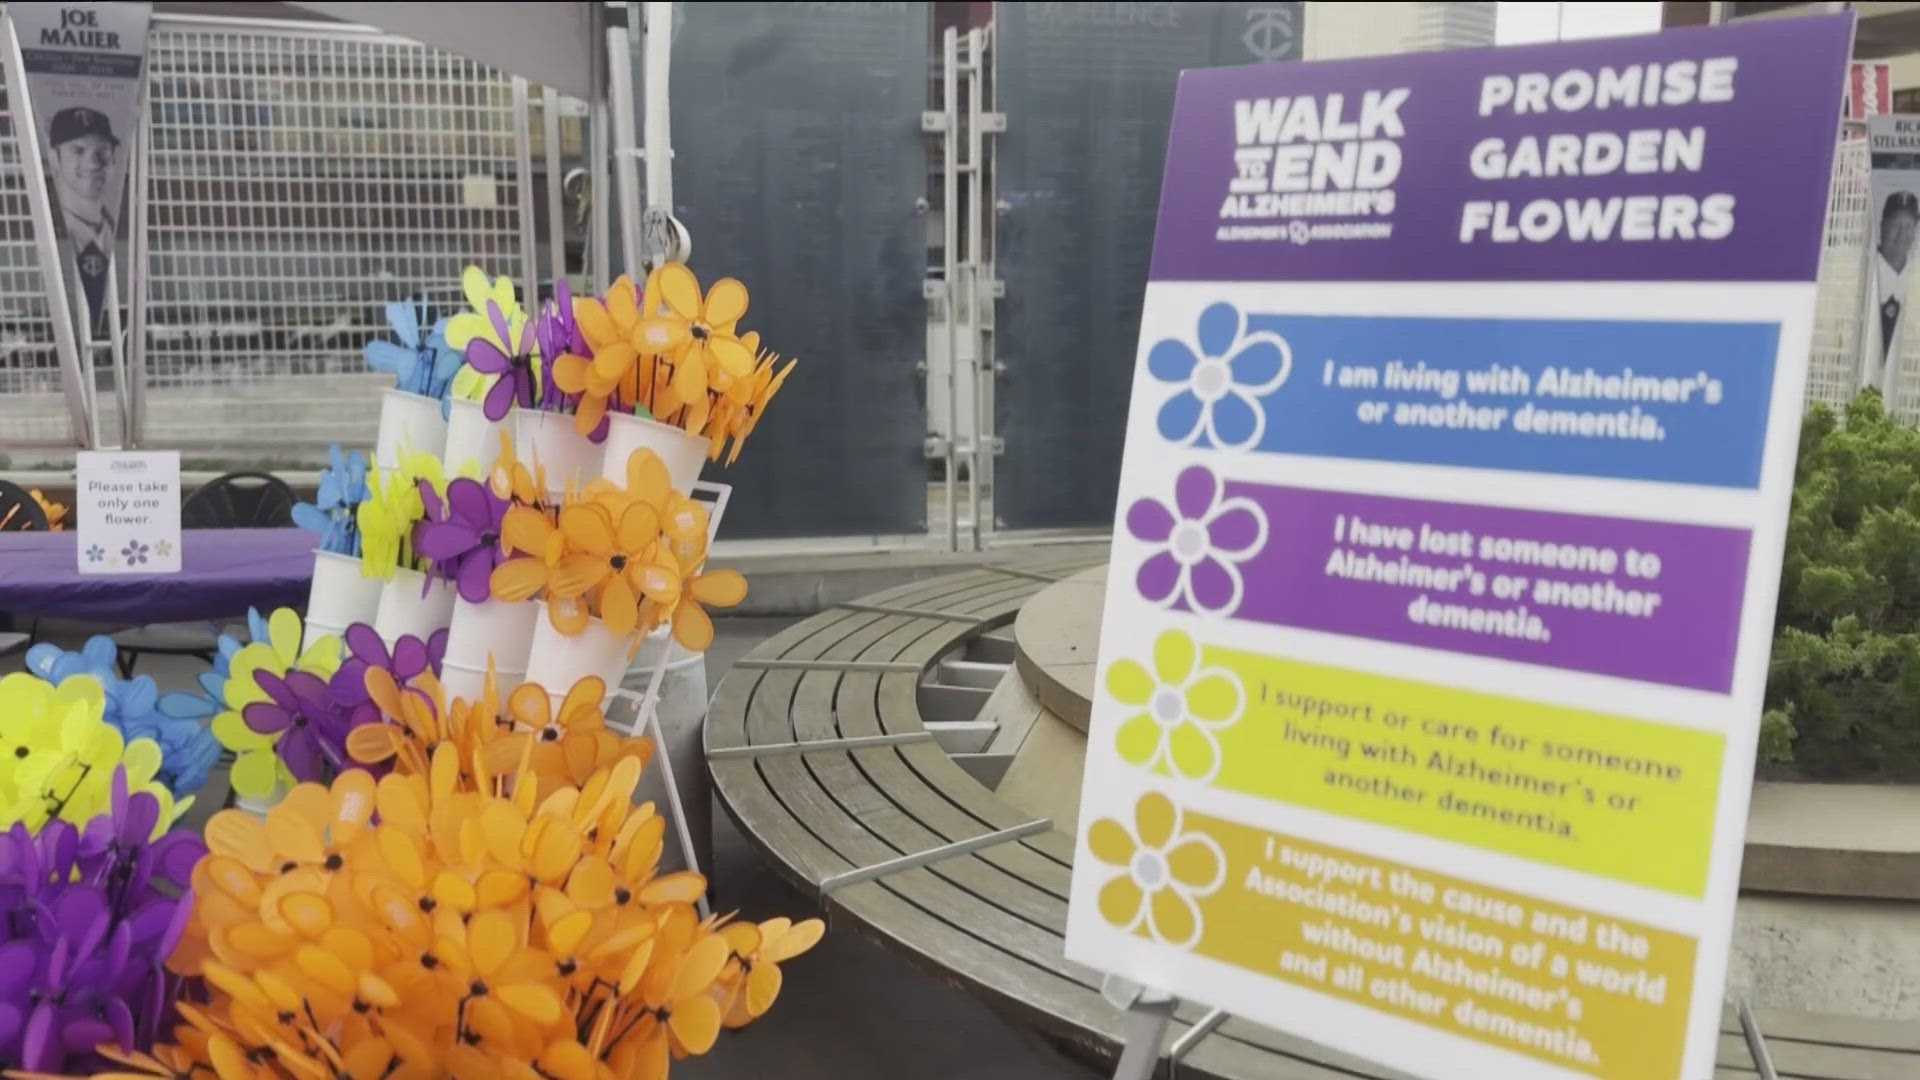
[1242,5,1299,62]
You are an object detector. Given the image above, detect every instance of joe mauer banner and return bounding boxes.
[11,1,151,337]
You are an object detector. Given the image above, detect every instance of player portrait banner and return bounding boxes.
[1865,114,1920,399]
[12,1,152,337]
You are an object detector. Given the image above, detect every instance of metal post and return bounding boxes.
[1103,976,1175,1080]
[941,27,961,551]
[607,23,643,275]
[69,260,100,444]
[590,98,612,288]
[542,86,568,285]
[1738,999,1778,1080]
[511,77,541,297]
[127,76,153,448]
[102,248,130,448]
[965,28,987,551]
[641,1,674,214]
[2,8,93,449]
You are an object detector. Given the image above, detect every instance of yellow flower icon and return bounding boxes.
[1086,791,1225,949]
[1106,630,1244,783]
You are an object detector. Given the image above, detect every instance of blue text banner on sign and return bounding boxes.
[1150,311,1779,487]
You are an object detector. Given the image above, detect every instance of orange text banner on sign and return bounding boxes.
[1086,798,1696,1080]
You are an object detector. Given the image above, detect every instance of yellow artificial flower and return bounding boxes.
[208,609,340,800]
[357,451,450,580]
[0,671,184,833]
[447,265,528,403]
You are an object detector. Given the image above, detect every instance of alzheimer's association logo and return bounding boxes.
[1218,87,1409,245]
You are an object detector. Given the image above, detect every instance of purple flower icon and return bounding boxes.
[1128,466,1267,616]
[121,540,149,565]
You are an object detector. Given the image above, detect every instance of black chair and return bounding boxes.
[0,479,50,532]
[180,471,297,529]
[0,481,49,654]
[114,472,294,674]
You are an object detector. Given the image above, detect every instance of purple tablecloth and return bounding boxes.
[0,528,316,622]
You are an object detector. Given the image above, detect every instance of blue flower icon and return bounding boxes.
[84,543,105,563]
[1148,302,1291,451]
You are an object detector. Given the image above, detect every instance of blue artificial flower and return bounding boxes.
[23,635,221,797]
[367,298,464,402]
[1147,302,1293,451]
[292,444,371,556]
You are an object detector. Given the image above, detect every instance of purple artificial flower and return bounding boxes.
[0,770,201,1075]
[1127,465,1267,617]
[530,284,610,441]
[328,623,446,730]
[414,477,511,603]
[245,669,351,784]
[465,300,539,421]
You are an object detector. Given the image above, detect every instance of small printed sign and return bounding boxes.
[75,450,180,574]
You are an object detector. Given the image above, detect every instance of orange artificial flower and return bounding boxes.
[550,500,680,637]
[654,263,754,410]
[719,916,826,1028]
[482,677,652,801]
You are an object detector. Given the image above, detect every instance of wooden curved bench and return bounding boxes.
[706,557,1920,1080]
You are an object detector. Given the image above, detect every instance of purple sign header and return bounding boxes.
[1150,15,1851,283]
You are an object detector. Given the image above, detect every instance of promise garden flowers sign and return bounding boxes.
[1065,16,1851,1080]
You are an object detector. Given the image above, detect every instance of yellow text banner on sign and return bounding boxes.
[1109,636,1724,896]
[1086,799,1696,1080]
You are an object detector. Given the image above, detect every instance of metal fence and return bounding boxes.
[0,75,73,449]
[135,17,529,448]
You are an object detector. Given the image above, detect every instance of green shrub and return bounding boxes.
[1764,389,1920,779]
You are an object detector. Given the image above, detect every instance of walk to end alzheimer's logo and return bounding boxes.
[1219,88,1408,247]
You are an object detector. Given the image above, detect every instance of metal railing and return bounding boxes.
[133,14,531,449]
[0,74,76,449]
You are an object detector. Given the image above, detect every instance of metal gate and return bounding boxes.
[991,2,1301,531]
[667,0,930,540]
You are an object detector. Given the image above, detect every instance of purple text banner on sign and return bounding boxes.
[1129,469,1750,691]
[1150,15,1850,283]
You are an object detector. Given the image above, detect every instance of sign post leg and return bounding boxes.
[1103,975,1174,1080]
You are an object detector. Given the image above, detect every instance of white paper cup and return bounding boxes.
[375,389,449,470]
[443,398,503,477]
[372,568,457,646]
[440,660,523,706]
[514,409,600,497]
[303,550,382,649]
[444,595,540,675]
[599,411,709,492]
[522,612,632,700]
[233,784,287,818]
